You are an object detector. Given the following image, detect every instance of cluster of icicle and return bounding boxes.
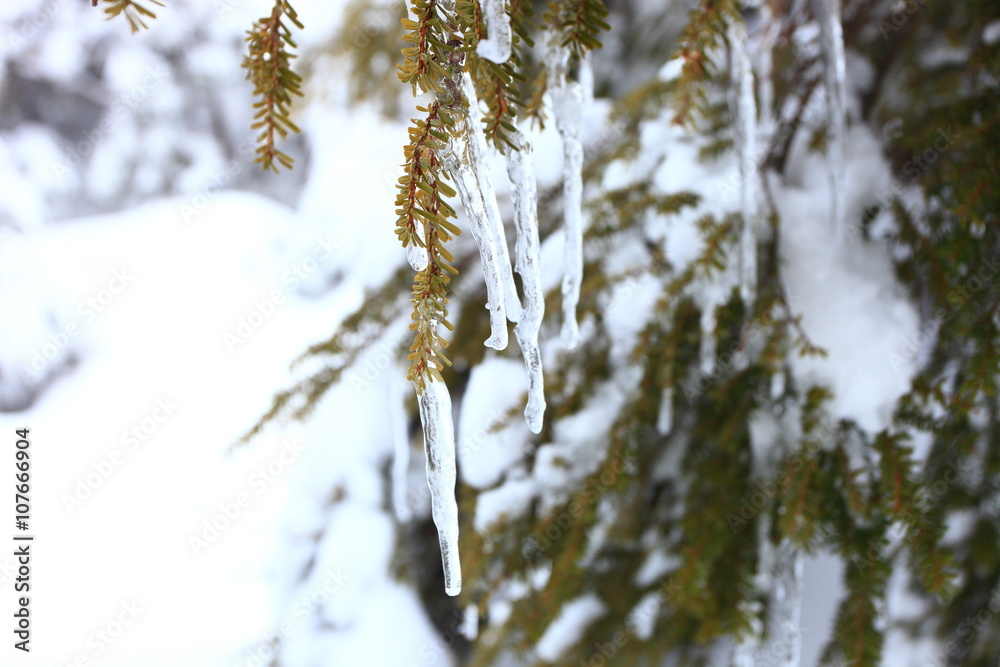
[407,20,586,597]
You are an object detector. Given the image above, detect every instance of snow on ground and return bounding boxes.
[0,172,440,667]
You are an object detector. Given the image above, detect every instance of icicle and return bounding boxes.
[443,105,509,350]
[546,37,585,349]
[391,374,413,523]
[728,20,759,306]
[476,0,512,64]
[417,380,462,596]
[406,242,429,272]
[812,0,848,241]
[656,387,674,436]
[560,130,584,349]
[504,129,546,433]
[747,4,779,140]
[460,73,522,324]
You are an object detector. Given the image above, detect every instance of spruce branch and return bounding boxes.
[525,0,609,128]
[243,0,304,172]
[396,102,462,393]
[396,1,473,394]
[670,0,739,127]
[455,0,545,151]
[100,0,164,34]
[455,0,526,151]
[397,0,456,96]
[543,0,610,61]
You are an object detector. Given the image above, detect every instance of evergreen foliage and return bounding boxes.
[243,0,304,172]
[99,0,164,34]
[116,0,1000,663]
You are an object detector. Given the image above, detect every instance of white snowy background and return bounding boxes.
[0,0,940,665]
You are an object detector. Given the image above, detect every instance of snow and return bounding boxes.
[474,476,535,533]
[985,20,1000,45]
[417,380,463,596]
[0,192,450,666]
[462,603,479,640]
[534,594,606,662]
[628,592,662,640]
[774,124,919,431]
[476,0,512,64]
[391,375,413,522]
[457,357,530,489]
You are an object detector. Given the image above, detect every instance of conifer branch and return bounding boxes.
[397,0,456,96]
[671,0,739,127]
[524,0,609,128]
[544,0,610,61]
[243,0,304,172]
[396,4,468,393]
[397,103,462,393]
[456,0,528,151]
[100,0,164,34]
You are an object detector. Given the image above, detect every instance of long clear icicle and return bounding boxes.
[728,20,759,306]
[812,0,848,241]
[461,73,522,323]
[417,380,462,596]
[476,0,512,64]
[443,96,510,350]
[546,38,585,349]
[505,129,546,433]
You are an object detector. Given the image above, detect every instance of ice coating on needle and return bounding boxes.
[443,110,509,350]
[406,241,429,272]
[476,0,512,64]
[504,129,546,433]
[459,73,522,324]
[417,380,462,596]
